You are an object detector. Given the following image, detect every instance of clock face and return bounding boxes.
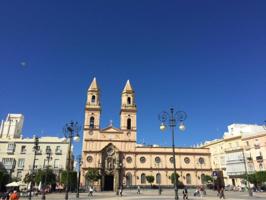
[89,130,93,135]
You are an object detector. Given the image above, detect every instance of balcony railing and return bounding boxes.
[55,149,62,155]
[256,156,263,162]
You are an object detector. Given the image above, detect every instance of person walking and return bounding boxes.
[219,187,225,199]
[88,186,93,196]
[183,187,188,200]
[137,185,140,194]
[119,186,123,196]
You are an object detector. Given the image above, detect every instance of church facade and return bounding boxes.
[81,78,212,191]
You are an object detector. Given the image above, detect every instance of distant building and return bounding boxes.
[202,124,266,186]
[0,114,71,181]
[81,78,212,191]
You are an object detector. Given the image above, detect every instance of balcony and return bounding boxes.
[36,149,42,155]
[17,165,24,170]
[256,156,263,162]
[7,147,15,154]
[55,149,62,155]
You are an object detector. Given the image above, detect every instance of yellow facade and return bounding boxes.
[81,78,212,191]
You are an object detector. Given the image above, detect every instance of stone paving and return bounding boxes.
[20,189,266,200]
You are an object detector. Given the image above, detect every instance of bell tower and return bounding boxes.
[120,80,137,139]
[84,77,101,131]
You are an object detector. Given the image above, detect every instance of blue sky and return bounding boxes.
[1,1,266,156]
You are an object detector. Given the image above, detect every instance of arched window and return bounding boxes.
[91,95,96,103]
[127,118,131,130]
[89,117,94,129]
[141,173,146,184]
[156,173,161,184]
[127,97,131,105]
[201,174,205,184]
[126,172,132,187]
[186,173,191,185]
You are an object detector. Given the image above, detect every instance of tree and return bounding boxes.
[256,171,266,186]
[169,173,184,189]
[243,171,266,188]
[202,175,213,184]
[146,175,155,187]
[35,169,57,186]
[0,170,10,191]
[170,173,180,184]
[85,169,101,185]
[60,171,77,192]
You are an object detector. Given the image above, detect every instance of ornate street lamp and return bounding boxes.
[63,121,80,200]
[159,108,187,200]
[76,155,83,198]
[41,148,52,200]
[241,146,253,197]
[29,137,39,200]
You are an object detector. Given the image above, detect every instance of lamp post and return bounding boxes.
[63,121,80,200]
[241,147,253,197]
[76,155,82,198]
[29,137,39,200]
[159,108,187,200]
[41,148,52,200]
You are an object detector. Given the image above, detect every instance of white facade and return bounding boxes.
[202,123,266,186]
[0,114,71,181]
[0,114,24,139]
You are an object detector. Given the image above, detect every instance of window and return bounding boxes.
[89,117,95,129]
[55,146,62,154]
[184,157,190,164]
[127,97,131,105]
[126,157,132,163]
[2,158,15,170]
[127,118,131,130]
[201,174,205,184]
[156,173,161,184]
[17,170,22,179]
[46,146,51,154]
[7,143,15,152]
[186,173,191,184]
[155,157,161,164]
[126,172,132,187]
[198,157,205,165]
[140,157,146,163]
[141,173,146,184]
[21,146,26,154]
[87,156,93,163]
[91,95,96,103]
[169,157,174,163]
[18,159,25,168]
[54,159,59,168]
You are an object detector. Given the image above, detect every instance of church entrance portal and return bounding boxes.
[104,175,114,191]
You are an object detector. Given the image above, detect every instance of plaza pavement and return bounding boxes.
[20,189,266,200]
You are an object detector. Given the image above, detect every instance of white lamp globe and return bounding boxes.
[74,135,80,142]
[160,123,166,132]
[179,122,186,132]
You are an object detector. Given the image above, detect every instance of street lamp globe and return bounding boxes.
[160,123,166,132]
[74,134,80,142]
[178,122,186,132]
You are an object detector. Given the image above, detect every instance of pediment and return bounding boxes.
[100,126,123,133]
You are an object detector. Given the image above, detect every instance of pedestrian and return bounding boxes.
[119,186,123,196]
[9,191,19,200]
[219,187,225,199]
[200,186,203,198]
[88,186,93,196]
[137,185,140,194]
[183,187,188,200]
